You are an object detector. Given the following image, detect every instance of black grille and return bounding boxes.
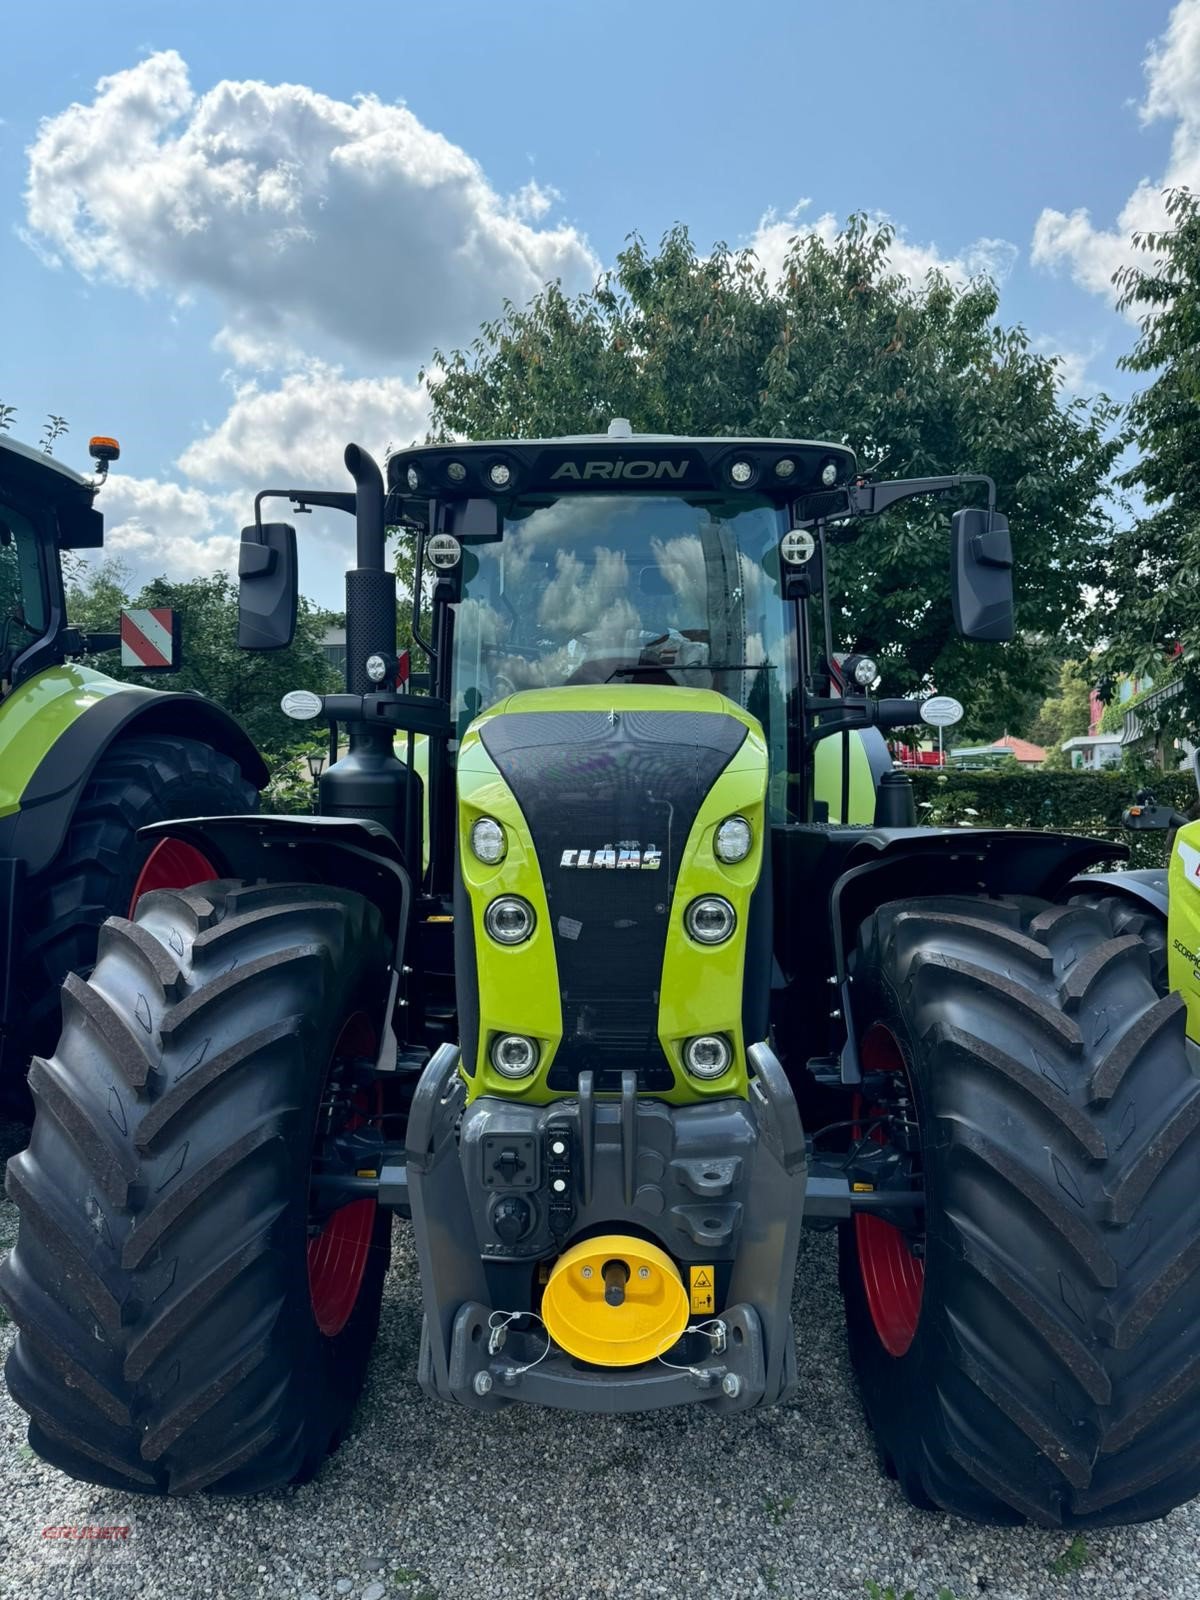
[480,707,747,1089]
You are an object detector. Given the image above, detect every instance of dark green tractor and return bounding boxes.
[3,425,1197,1529]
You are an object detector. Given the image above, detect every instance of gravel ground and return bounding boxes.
[2,1119,1199,1600]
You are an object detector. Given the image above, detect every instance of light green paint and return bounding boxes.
[475,682,763,734]
[457,732,563,1098]
[0,664,136,818]
[813,729,876,824]
[655,718,768,1100]
[1167,818,1200,1046]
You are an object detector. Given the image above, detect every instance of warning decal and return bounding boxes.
[120,608,179,669]
[689,1265,715,1315]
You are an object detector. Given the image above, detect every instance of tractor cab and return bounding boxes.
[0,435,103,695]
[415,431,851,777]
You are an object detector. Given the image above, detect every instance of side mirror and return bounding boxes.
[119,607,181,669]
[951,508,1013,642]
[238,522,298,649]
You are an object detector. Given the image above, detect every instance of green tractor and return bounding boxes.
[0,434,264,1100]
[3,425,1198,1528]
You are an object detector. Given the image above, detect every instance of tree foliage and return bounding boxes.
[67,561,338,767]
[1098,187,1200,740]
[427,217,1121,728]
[1031,657,1094,769]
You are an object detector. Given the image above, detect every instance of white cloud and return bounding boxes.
[179,363,429,488]
[1031,334,1103,398]
[1032,0,1200,307]
[84,366,431,598]
[92,475,240,580]
[747,202,1017,289]
[25,50,599,366]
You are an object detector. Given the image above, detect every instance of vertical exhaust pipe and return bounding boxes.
[342,443,395,696]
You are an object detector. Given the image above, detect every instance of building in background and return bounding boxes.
[1060,733,1123,770]
[949,735,1047,770]
[322,626,346,676]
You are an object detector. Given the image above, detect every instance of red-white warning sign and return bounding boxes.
[120,608,179,670]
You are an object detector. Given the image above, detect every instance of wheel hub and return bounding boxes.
[853,1023,924,1358]
[307,1013,381,1338]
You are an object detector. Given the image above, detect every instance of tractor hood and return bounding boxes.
[455,684,769,1103]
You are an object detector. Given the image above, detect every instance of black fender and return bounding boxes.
[1064,866,1168,923]
[138,813,414,1073]
[0,687,268,879]
[772,823,1126,1085]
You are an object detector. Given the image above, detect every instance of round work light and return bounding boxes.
[684,896,736,945]
[684,1035,732,1080]
[485,896,535,944]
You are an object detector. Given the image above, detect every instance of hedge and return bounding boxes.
[909,768,1196,871]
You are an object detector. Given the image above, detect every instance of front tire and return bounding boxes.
[840,895,1200,1526]
[0,879,390,1495]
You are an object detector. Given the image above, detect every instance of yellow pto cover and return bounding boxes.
[541,1235,689,1367]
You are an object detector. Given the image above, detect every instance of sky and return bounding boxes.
[2,0,1197,608]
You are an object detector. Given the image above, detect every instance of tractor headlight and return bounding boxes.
[485,895,535,945]
[685,896,736,945]
[470,817,507,864]
[714,815,752,864]
[684,1034,732,1080]
[490,1033,539,1079]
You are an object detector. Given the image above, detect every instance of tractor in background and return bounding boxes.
[0,434,263,1101]
[3,424,1197,1531]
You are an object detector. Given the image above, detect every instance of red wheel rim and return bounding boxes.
[308,1013,379,1338]
[129,838,217,912]
[854,1023,924,1358]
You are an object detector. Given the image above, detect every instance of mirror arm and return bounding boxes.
[252,488,356,538]
[846,473,997,520]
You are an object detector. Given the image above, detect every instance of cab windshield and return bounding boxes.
[450,492,794,786]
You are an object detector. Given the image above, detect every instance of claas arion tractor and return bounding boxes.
[4,424,1199,1528]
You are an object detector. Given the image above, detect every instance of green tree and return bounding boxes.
[426,217,1120,727]
[1031,657,1094,768]
[66,562,338,768]
[1098,187,1200,742]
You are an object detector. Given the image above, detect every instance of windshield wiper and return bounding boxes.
[605,662,774,682]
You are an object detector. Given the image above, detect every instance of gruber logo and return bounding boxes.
[560,843,661,870]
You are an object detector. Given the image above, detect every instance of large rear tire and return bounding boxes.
[840,895,1200,1527]
[1067,884,1168,996]
[0,879,390,1495]
[10,736,256,1096]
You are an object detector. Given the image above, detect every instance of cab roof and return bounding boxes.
[387,427,857,503]
[0,435,93,509]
